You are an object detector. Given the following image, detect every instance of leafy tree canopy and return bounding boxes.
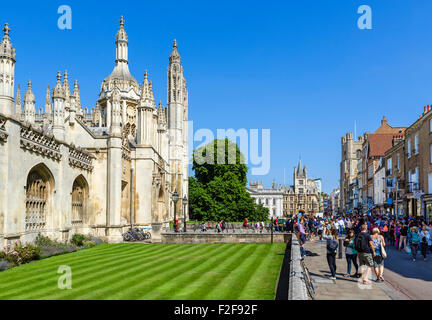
[189,139,269,222]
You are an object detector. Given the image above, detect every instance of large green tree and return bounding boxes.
[189,139,269,222]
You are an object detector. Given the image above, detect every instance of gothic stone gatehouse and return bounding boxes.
[0,17,189,244]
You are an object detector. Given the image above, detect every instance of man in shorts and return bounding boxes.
[355,221,376,284]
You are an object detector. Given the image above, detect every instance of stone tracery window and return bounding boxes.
[71,176,88,226]
[25,165,53,230]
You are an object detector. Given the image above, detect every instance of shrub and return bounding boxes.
[35,233,56,247]
[71,233,86,247]
[1,242,40,266]
[82,240,96,248]
[14,243,40,264]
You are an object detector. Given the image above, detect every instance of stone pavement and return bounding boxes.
[303,239,408,300]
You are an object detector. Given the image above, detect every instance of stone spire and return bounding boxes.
[0,23,15,61]
[15,84,21,114]
[149,80,155,106]
[101,16,138,92]
[52,71,65,99]
[62,70,71,107]
[169,39,181,64]
[45,85,51,114]
[157,101,166,126]
[115,16,128,63]
[73,80,81,110]
[23,80,36,123]
[0,23,17,116]
[139,70,153,108]
[52,71,66,140]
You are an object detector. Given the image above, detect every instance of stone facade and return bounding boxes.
[247,181,284,218]
[283,160,320,217]
[383,136,406,217]
[403,106,432,220]
[340,132,363,213]
[0,18,189,245]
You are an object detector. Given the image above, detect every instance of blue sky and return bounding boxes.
[3,0,432,193]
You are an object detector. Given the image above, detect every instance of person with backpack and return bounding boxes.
[323,227,339,280]
[408,226,421,261]
[355,221,376,285]
[343,229,359,278]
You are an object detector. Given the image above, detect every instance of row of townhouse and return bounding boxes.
[341,108,432,222]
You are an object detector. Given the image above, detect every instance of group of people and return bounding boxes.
[294,213,432,283]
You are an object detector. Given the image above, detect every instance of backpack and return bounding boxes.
[355,233,369,252]
[327,239,338,253]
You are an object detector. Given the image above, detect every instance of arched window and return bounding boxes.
[72,175,88,225]
[25,164,54,230]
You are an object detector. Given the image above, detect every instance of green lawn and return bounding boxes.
[0,243,286,300]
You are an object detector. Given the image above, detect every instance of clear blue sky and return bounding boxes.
[3,0,432,193]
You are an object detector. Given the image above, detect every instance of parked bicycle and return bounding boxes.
[122,227,151,242]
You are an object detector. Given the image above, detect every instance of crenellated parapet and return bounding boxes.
[68,144,94,171]
[20,125,61,160]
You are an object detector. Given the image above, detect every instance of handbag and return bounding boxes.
[381,236,387,259]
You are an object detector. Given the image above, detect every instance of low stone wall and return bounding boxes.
[160,232,292,244]
[288,237,310,300]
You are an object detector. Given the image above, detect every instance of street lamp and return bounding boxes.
[172,189,179,232]
[183,194,188,233]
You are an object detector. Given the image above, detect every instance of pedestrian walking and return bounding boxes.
[343,229,359,278]
[355,221,376,285]
[243,218,248,232]
[399,223,408,251]
[419,225,430,260]
[382,222,389,245]
[409,226,421,261]
[323,226,338,280]
[297,217,308,258]
[371,228,386,282]
[318,220,324,241]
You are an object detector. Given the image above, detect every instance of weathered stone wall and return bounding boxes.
[160,232,292,244]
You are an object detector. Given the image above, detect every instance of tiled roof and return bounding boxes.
[368,134,397,157]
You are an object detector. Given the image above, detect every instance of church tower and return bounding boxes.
[294,159,307,193]
[0,23,16,116]
[167,39,188,202]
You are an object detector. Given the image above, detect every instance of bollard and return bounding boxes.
[338,238,343,259]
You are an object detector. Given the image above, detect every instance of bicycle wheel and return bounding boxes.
[123,232,132,242]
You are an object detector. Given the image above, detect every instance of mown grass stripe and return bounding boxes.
[221,244,273,300]
[0,244,133,279]
[1,244,184,300]
[116,244,240,300]
[236,243,285,300]
[0,244,155,296]
[0,243,285,300]
[182,244,259,300]
[68,244,219,300]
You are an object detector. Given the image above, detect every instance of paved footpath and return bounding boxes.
[303,239,409,300]
[380,245,432,300]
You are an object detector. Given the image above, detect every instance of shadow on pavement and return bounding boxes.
[383,246,432,282]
